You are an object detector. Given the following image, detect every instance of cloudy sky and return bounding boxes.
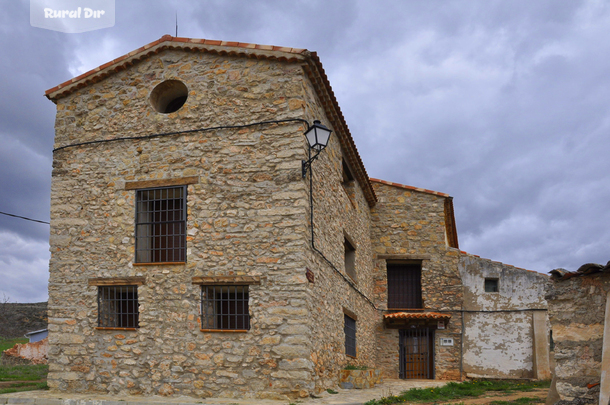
[1,0,609,302]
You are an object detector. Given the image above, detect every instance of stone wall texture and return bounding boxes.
[49,49,323,400]
[546,273,610,404]
[370,182,463,380]
[47,40,550,400]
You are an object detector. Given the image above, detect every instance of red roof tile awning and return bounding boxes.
[383,311,451,329]
[384,312,451,321]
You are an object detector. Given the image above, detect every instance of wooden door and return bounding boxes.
[400,328,434,379]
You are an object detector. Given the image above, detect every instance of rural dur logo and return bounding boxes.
[30,0,115,33]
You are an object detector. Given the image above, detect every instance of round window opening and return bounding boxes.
[150,80,188,113]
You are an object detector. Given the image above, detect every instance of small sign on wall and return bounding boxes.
[437,321,445,330]
[306,268,315,283]
[440,338,454,346]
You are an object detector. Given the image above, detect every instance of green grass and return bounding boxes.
[0,338,27,353]
[364,380,551,405]
[0,362,49,395]
[0,381,48,395]
[0,363,48,382]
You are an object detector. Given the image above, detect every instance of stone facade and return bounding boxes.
[546,264,610,405]
[45,36,550,400]
[369,180,549,381]
[370,180,463,380]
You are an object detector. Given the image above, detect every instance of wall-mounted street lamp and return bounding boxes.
[302,120,333,178]
[301,120,332,249]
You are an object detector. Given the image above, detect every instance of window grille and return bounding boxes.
[484,278,499,292]
[200,285,250,330]
[135,186,186,263]
[387,263,422,309]
[98,285,139,328]
[344,314,357,357]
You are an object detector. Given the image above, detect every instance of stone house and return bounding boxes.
[45,35,550,400]
[546,262,610,405]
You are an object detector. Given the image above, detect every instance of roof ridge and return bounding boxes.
[45,35,308,98]
[370,178,450,197]
[458,250,544,276]
[44,35,378,207]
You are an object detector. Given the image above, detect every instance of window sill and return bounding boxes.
[133,262,186,266]
[346,354,357,359]
[200,329,248,333]
[95,327,138,331]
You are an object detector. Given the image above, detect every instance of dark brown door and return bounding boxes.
[400,328,434,379]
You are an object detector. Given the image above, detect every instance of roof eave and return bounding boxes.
[302,52,377,207]
[44,35,378,207]
[45,35,309,102]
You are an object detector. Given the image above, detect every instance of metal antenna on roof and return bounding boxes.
[175,12,178,37]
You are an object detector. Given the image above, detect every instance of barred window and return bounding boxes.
[135,186,186,263]
[485,278,499,293]
[98,285,139,328]
[344,314,357,357]
[200,285,250,331]
[387,263,422,309]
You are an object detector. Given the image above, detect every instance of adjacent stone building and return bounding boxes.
[45,35,550,400]
[546,263,610,405]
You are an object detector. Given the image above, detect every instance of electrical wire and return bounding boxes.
[0,211,50,225]
[52,118,310,152]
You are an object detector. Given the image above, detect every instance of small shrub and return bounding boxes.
[344,364,368,370]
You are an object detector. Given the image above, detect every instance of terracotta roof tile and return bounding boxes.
[550,261,610,281]
[383,312,451,320]
[370,178,450,198]
[45,35,310,102]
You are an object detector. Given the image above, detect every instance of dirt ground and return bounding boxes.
[435,387,549,404]
[0,380,45,388]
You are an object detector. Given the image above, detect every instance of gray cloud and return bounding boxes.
[0,0,608,301]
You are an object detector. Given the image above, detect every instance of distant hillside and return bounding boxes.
[0,302,48,338]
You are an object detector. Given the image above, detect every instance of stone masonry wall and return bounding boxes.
[48,49,325,400]
[298,75,379,392]
[370,182,463,380]
[546,273,610,404]
[459,255,548,379]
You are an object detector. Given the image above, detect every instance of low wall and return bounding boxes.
[2,338,48,364]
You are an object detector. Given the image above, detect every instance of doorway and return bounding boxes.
[399,328,434,379]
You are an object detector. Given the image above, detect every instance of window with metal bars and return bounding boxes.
[97,285,139,328]
[387,263,423,309]
[484,278,499,292]
[135,186,186,263]
[200,285,250,331]
[344,314,357,357]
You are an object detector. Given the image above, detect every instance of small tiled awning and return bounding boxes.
[383,312,451,328]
